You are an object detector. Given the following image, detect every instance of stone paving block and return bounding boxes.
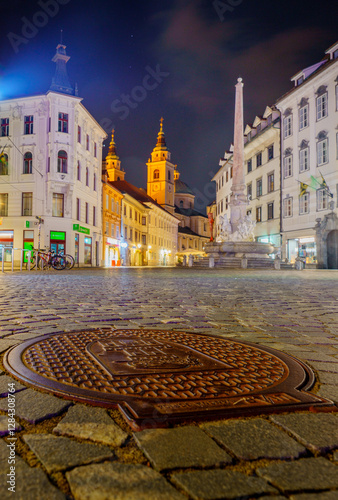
[317,372,338,385]
[23,433,114,473]
[0,439,65,500]
[317,385,338,403]
[201,418,306,460]
[0,374,27,396]
[0,415,22,436]
[256,457,338,492]
[270,413,338,453]
[290,493,338,500]
[53,404,128,446]
[0,388,71,423]
[334,450,338,462]
[308,361,338,373]
[133,426,232,470]
[171,469,278,500]
[66,462,186,500]
[0,339,21,353]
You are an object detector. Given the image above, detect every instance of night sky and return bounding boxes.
[1,0,337,211]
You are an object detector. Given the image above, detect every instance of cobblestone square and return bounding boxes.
[0,267,337,499]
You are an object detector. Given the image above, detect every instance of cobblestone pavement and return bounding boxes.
[0,267,337,499]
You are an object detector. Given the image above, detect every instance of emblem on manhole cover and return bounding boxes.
[4,328,333,429]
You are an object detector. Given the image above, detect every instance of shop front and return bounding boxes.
[50,231,66,255]
[287,236,316,264]
[0,230,13,262]
[104,237,121,267]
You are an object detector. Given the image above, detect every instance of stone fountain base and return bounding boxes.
[205,241,275,259]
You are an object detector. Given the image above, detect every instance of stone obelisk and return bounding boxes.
[229,78,248,233]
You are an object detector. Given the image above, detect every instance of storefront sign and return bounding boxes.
[106,237,119,245]
[50,231,66,240]
[73,224,90,235]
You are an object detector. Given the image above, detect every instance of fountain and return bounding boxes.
[205,79,276,265]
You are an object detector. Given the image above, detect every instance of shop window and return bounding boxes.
[84,237,92,264]
[58,113,68,133]
[57,150,67,173]
[22,192,32,216]
[75,233,79,264]
[52,193,64,217]
[23,152,32,174]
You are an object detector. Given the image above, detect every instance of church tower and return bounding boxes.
[50,39,77,96]
[147,118,175,213]
[106,130,125,182]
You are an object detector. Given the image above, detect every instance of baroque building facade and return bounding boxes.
[0,43,106,266]
[276,41,338,267]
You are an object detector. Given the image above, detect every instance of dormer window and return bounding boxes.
[297,76,304,86]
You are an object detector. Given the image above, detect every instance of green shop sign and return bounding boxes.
[50,231,66,240]
[73,224,90,235]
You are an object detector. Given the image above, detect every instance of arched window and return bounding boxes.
[23,152,32,174]
[179,200,183,208]
[93,173,96,191]
[0,153,8,175]
[57,150,67,173]
[86,167,89,186]
[168,170,171,181]
[77,161,81,181]
[153,169,160,180]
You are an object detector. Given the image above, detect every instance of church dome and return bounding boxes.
[175,179,194,195]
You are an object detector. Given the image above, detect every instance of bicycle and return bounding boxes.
[26,249,66,270]
[63,254,75,270]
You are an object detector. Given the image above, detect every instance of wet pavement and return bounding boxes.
[0,267,337,499]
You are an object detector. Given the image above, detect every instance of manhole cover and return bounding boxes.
[4,328,333,429]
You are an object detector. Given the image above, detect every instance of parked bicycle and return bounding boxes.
[26,249,66,270]
[63,254,75,270]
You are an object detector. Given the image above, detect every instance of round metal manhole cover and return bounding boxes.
[4,328,332,429]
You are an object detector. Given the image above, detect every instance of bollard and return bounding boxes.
[188,255,193,267]
[241,254,248,269]
[20,249,23,272]
[1,247,4,273]
[27,251,31,271]
[11,248,14,272]
[274,257,281,270]
[209,257,215,268]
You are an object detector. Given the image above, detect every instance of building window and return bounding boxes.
[247,184,252,200]
[85,202,89,223]
[129,228,133,240]
[58,113,68,133]
[299,105,308,130]
[105,222,109,235]
[256,206,262,222]
[77,161,81,180]
[124,205,126,216]
[86,134,89,150]
[283,115,292,138]
[0,193,8,216]
[283,197,293,217]
[22,192,33,216]
[221,175,224,187]
[78,126,81,143]
[299,148,309,172]
[299,193,309,214]
[267,173,274,193]
[1,118,9,137]
[153,169,160,180]
[0,154,8,175]
[24,115,34,135]
[94,142,97,158]
[93,206,96,226]
[283,155,293,178]
[256,178,262,197]
[168,170,171,181]
[86,167,89,186]
[76,198,80,220]
[93,174,97,191]
[267,202,274,220]
[47,157,50,173]
[52,193,64,217]
[268,145,274,161]
[57,150,67,173]
[247,159,252,173]
[230,167,233,178]
[23,152,32,174]
[256,152,262,168]
[317,189,328,211]
[316,93,328,120]
[336,85,338,111]
[317,139,328,166]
